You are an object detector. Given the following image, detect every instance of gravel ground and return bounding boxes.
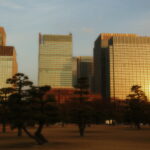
[0,125,150,150]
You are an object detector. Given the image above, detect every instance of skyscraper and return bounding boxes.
[94,33,150,100]
[73,56,93,90]
[0,27,17,88]
[38,33,72,88]
[0,27,6,46]
[72,57,78,87]
[0,46,17,88]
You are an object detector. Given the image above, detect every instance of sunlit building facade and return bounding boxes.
[0,46,17,88]
[72,57,78,86]
[0,27,17,88]
[38,33,72,88]
[0,27,6,46]
[94,33,150,100]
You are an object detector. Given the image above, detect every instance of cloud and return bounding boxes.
[82,27,94,33]
[0,0,24,10]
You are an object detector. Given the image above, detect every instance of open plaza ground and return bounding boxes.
[0,125,150,150]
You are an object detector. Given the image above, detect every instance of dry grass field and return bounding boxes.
[0,125,150,150]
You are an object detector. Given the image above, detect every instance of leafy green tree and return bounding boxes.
[8,93,28,134]
[142,102,150,125]
[0,87,14,133]
[69,77,94,136]
[59,103,70,127]
[4,73,59,145]
[0,87,14,101]
[90,100,108,124]
[6,73,33,136]
[0,101,9,133]
[69,101,94,136]
[6,73,33,95]
[130,85,147,101]
[21,85,59,144]
[7,84,59,145]
[126,85,147,129]
[74,77,89,103]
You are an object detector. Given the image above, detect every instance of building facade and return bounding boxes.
[72,57,78,86]
[0,27,17,88]
[38,33,73,88]
[0,27,6,46]
[45,88,101,104]
[94,33,150,100]
[73,56,93,90]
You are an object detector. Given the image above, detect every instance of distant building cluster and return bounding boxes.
[1,26,150,100]
[0,27,17,88]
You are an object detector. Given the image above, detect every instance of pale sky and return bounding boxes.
[0,0,150,84]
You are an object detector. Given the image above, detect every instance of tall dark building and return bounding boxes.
[73,56,93,90]
[94,33,150,100]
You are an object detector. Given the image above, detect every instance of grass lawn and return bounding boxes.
[0,125,150,150]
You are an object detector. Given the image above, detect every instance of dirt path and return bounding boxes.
[0,125,150,150]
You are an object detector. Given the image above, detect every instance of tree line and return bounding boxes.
[0,73,150,145]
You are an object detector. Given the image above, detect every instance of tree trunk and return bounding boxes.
[61,122,65,127]
[79,124,86,137]
[135,123,141,130]
[22,126,48,145]
[34,123,48,144]
[22,127,34,138]
[34,133,48,144]
[2,122,6,133]
[18,127,22,136]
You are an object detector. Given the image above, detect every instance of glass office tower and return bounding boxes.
[0,46,17,88]
[94,33,150,100]
[73,56,93,90]
[0,27,17,88]
[38,33,72,88]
